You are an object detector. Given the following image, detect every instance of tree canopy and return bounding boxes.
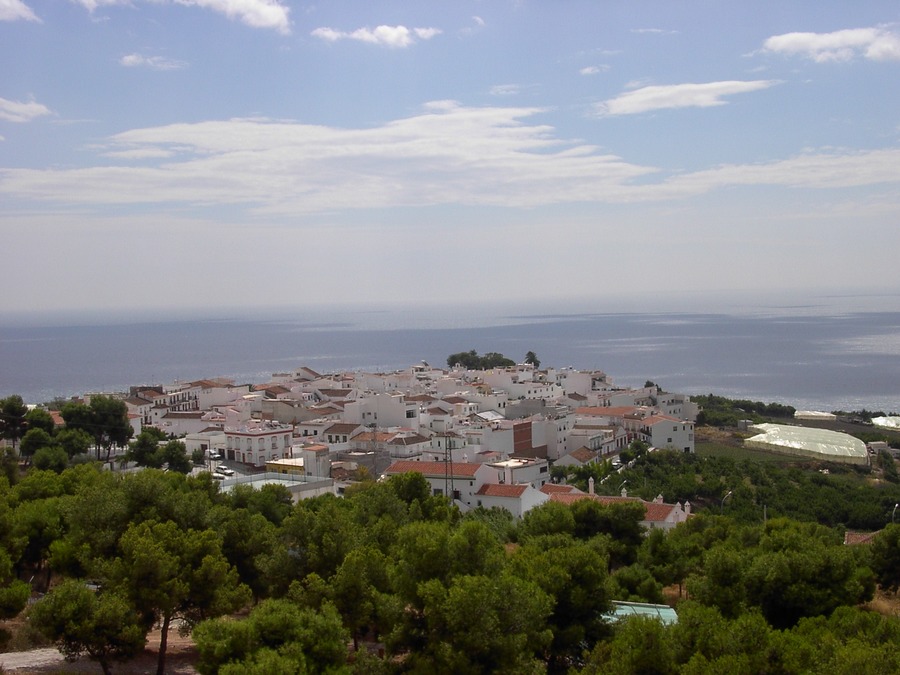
[446,349,516,369]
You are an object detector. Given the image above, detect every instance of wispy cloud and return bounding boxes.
[0,96,52,123]
[762,26,900,63]
[596,80,778,116]
[3,103,896,217]
[0,0,40,22]
[653,148,900,198]
[631,28,677,35]
[460,15,485,37]
[490,84,521,96]
[120,53,187,70]
[579,65,609,76]
[311,24,441,48]
[0,103,652,213]
[71,0,291,34]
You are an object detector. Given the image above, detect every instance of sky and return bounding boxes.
[2,0,900,315]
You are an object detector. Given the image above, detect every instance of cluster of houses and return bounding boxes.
[109,361,698,524]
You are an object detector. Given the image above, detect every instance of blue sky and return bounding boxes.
[2,0,899,314]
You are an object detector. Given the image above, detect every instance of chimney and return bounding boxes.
[588,477,595,495]
[621,487,628,498]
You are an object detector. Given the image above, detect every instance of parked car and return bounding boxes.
[216,465,235,476]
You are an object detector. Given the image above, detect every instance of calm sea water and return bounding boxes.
[2,291,900,413]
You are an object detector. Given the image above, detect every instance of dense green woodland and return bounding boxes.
[0,460,896,674]
[1,393,900,673]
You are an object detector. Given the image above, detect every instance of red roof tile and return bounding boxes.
[476,483,528,498]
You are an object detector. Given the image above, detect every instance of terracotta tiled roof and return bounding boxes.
[540,483,580,495]
[548,493,677,523]
[385,460,483,478]
[318,389,354,399]
[388,434,430,446]
[844,531,878,545]
[476,483,528,498]
[549,492,603,506]
[642,414,683,426]
[568,448,596,464]
[351,431,396,443]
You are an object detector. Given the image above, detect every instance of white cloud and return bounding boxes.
[490,84,520,96]
[596,80,778,116]
[71,0,290,33]
[651,148,900,198]
[762,26,900,63]
[579,65,609,76]
[3,105,898,218]
[0,0,40,22]
[460,15,485,36]
[0,96,52,123]
[71,0,131,11]
[311,24,441,48]
[120,53,187,70]
[0,104,654,213]
[631,28,677,35]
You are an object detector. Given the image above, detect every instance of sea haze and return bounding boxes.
[2,291,899,414]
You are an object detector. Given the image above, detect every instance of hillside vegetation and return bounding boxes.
[0,448,897,674]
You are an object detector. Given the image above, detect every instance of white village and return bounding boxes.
[96,359,699,526]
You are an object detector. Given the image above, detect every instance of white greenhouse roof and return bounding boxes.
[794,410,837,421]
[873,416,900,430]
[746,423,868,464]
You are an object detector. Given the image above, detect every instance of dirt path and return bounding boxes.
[0,626,198,674]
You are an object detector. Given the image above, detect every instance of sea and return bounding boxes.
[2,290,900,414]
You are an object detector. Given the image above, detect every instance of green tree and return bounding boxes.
[520,500,576,539]
[447,349,480,369]
[0,548,30,620]
[161,440,192,474]
[194,599,349,675]
[410,572,553,674]
[25,407,56,435]
[29,580,145,675]
[33,445,69,473]
[446,349,515,370]
[55,428,93,459]
[112,520,251,675]
[61,396,133,461]
[524,351,541,368]
[19,428,54,461]
[330,545,392,650]
[585,615,677,675]
[0,395,28,449]
[127,430,164,468]
[870,523,900,592]
[511,538,612,670]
